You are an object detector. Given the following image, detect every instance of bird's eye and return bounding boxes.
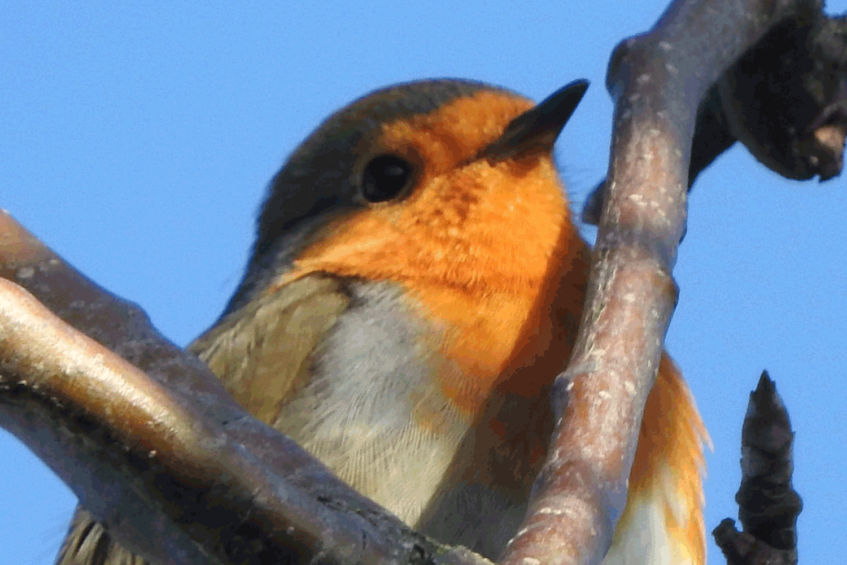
[361,155,414,203]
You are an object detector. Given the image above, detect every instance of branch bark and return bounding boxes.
[500,1,831,564]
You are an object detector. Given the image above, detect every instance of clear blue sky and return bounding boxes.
[2,3,846,564]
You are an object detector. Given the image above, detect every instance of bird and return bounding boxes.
[57,78,708,565]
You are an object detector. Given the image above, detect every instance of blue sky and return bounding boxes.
[2,3,846,564]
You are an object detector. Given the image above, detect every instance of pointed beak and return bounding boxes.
[479,79,589,162]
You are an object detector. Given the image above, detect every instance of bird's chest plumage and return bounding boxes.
[272,228,588,537]
[266,281,457,523]
[257,148,589,550]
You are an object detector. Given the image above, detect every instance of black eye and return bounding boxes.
[361,155,414,203]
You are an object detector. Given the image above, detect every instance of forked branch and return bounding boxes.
[502,1,839,564]
[0,1,842,564]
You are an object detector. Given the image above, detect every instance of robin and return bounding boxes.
[57,79,707,565]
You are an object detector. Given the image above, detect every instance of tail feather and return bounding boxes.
[55,509,147,565]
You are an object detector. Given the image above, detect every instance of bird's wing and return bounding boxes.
[56,508,146,565]
[188,274,350,426]
[55,275,350,565]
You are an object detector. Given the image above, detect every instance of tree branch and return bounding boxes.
[0,210,476,565]
[583,2,847,225]
[500,1,823,564]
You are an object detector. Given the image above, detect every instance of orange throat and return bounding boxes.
[282,154,589,416]
[279,90,591,417]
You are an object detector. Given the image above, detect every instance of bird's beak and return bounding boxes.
[479,79,589,162]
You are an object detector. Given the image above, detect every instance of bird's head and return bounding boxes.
[227,79,588,313]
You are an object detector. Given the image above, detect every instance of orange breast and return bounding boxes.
[283,156,588,419]
[279,90,589,418]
